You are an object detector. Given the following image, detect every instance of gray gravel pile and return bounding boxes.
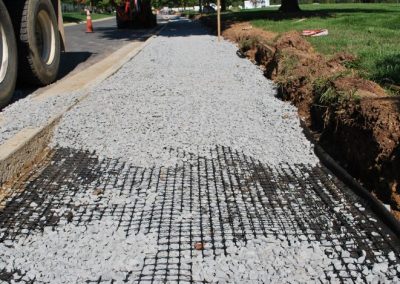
[0,92,82,145]
[52,19,318,167]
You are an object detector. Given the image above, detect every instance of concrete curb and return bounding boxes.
[0,24,167,188]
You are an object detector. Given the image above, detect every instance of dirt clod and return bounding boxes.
[66,211,74,223]
[93,188,104,196]
[194,242,205,250]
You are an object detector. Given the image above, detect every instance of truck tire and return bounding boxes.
[0,0,18,108]
[13,0,60,86]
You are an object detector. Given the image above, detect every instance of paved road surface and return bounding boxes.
[0,18,399,283]
[59,18,160,79]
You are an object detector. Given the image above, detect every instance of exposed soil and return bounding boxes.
[204,19,400,218]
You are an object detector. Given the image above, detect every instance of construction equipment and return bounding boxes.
[0,0,65,108]
[110,0,156,29]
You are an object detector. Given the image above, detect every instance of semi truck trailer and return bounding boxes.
[0,0,64,108]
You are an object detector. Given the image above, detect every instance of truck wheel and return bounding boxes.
[17,0,61,86]
[0,0,18,108]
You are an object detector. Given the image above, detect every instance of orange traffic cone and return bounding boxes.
[85,9,94,33]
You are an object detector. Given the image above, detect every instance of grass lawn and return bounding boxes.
[220,4,400,87]
[63,12,114,24]
[181,10,199,16]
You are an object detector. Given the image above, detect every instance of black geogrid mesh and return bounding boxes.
[0,145,400,283]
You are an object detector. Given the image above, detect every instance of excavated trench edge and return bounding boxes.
[300,120,400,237]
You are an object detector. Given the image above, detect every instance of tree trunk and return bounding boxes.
[279,0,301,12]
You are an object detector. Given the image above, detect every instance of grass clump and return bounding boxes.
[279,52,300,77]
[314,75,361,106]
[238,37,259,52]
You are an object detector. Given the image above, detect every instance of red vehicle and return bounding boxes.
[0,0,65,108]
[111,0,156,29]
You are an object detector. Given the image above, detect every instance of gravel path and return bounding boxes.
[52,18,318,167]
[1,19,399,283]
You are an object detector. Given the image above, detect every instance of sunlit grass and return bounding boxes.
[220,4,400,86]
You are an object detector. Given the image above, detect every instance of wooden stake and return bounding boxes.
[217,0,221,41]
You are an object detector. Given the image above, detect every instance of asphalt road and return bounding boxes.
[59,18,153,79]
[11,17,164,104]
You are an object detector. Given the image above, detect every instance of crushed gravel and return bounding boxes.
[1,152,399,283]
[0,217,158,283]
[52,19,318,167]
[192,236,398,283]
[0,92,82,145]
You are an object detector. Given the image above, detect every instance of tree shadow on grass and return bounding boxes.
[215,7,398,25]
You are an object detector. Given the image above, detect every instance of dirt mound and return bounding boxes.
[218,21,400,218]
[222,23,276,44]
[333,77,387,98]
[320,97,400,208]
[275,32,313,53]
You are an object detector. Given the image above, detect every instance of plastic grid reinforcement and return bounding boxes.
[0,145,400,283]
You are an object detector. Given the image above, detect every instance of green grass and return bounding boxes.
[220,4,400,86]
[63,12,114,24]
[181,10,199,16]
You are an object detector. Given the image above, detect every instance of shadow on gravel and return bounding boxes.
[7,88,37,106]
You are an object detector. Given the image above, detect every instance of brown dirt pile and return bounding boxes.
[220,22,400,218]
[319,98,400,212]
